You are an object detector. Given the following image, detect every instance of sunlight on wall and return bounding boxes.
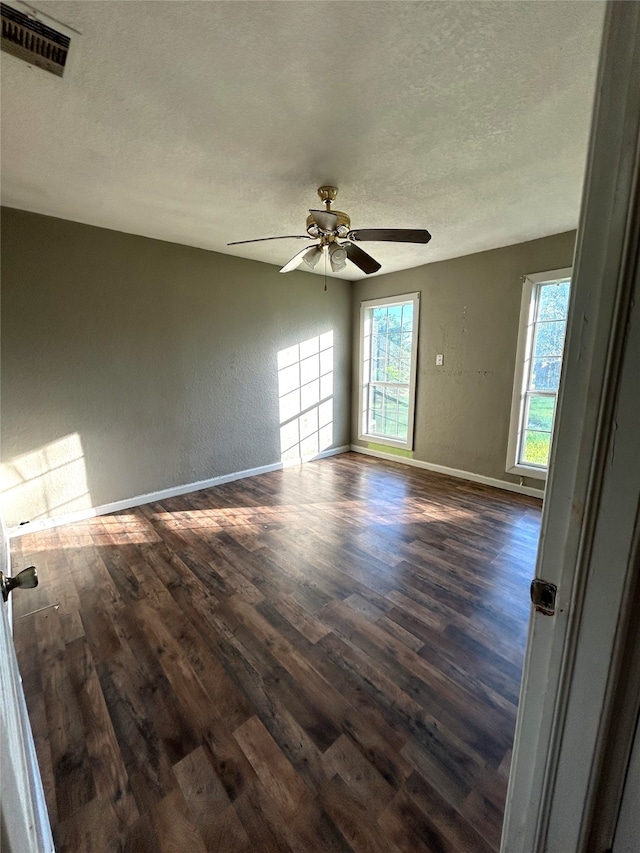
[0,433,91,526]
[277,331,334,463]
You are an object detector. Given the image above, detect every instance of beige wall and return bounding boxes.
[1,208,352,526]
[1,206,575,527]
[351,231,577,492]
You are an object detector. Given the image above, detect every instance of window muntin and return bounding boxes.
[507,270,571,478]
[359,293,419,450]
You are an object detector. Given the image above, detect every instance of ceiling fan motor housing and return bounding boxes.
[306,210,351,237]
[306,185,351,237]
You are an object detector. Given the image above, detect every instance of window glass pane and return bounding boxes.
[380,387,408,440]
[387,305,402,328]
[372,329,386,358]
[385,362,400,382]
[370,307,414,386]
[508,274,571,474]
[521,430,551,467]
[382,387,398,436]
[402,303,413,331]
[367,384,410,441]
[377,387,390,435]
[531,356,562,391]
[372,307,387,331]
[526,395,555,432]
[373,358,386,382]
[533,320,566,358]
[388,329,401,361]
[538,281,570,322]
[396,388,409,440]
[368,387,381,434]
[361,295,417,447]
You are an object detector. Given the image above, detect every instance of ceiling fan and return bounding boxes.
[227,186,431,275]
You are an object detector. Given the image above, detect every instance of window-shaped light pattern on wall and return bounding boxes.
[0,433,91,526]
[361,293,419,448]
[519,278,571,467]
[278,332,334,462]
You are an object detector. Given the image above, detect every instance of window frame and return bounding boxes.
[506,267,572,480]
[358,292,420,451]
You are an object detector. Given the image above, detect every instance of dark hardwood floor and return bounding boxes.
[10,452,541,852]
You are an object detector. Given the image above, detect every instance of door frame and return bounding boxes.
[502,2,640,850]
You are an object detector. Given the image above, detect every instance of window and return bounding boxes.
[507,268,572,479]
[359,292,420,450]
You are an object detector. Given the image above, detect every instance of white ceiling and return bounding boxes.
[1,1,605,280]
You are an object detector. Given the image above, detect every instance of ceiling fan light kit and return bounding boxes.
[328,241,347,272]
[302,245,323,270]
[227,186,431,276]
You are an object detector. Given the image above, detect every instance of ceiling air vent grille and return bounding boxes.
[1,3,69,77]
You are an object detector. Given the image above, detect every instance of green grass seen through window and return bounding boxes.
[522,396,554,466]
[523,431,551,466]
[527,395,555,431]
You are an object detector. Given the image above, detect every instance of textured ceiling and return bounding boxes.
[1,1,605,280]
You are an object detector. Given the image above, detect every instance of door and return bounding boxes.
[0,512,55,852]
[502,3,640,851]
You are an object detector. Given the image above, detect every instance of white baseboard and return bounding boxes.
[350,444,544,498]
[7,445,350,538]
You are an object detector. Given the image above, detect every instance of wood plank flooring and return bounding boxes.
[10,452,541,852]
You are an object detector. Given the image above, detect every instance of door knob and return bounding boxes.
[1,567,38,602]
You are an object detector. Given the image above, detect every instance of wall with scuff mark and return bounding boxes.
[351,231,576,492]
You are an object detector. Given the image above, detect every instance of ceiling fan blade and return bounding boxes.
[344,242,381,275]
[309,210,338,232]
[347,228,432,244]
[227,235,311,246]
[279,245,320,274]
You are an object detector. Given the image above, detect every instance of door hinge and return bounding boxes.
[530,578,557,616]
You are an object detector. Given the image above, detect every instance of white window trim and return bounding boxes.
[358,292,420,451]
[506,267,572,480]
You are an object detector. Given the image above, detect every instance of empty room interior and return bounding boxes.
[2,1,628,852]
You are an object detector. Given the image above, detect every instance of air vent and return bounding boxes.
[1,3,70,77]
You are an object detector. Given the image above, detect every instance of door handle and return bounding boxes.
[1,567,38,602]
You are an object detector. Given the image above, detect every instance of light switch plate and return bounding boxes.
[436,354,444,366]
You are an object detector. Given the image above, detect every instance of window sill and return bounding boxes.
[359,434,413,452]
[506,463,547,481]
